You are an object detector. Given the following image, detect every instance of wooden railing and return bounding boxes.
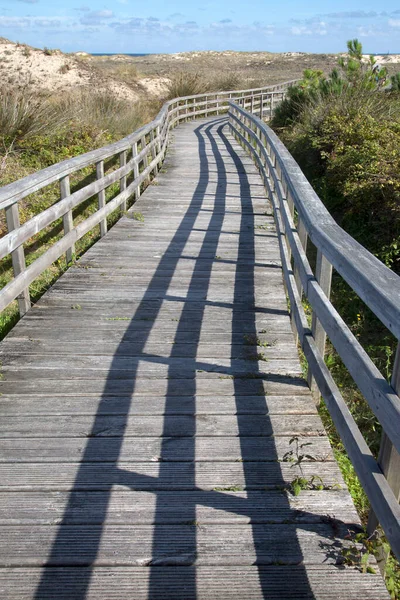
[228,101,400,561]
[0,80,296,319]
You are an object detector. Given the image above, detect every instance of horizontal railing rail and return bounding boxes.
[228,100,400,561]
[0,80,296,318]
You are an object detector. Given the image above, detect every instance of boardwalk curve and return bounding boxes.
[0,117,391,598]
[0,83,398,598]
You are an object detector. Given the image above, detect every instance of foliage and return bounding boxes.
[55,90,154,138]
[391,73,400,91]
[272,40,400,268]
[211,71,241,91]
[0,88,64,142]
[272,69,324,128]
[272,39,391,130]
[0,85,160,340]
[165,72,209,99]
[342,529,400,598]
[270,39,400,597]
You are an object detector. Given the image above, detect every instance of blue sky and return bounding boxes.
[1,0,400,54]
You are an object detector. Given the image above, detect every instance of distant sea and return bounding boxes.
[91,53,151,57]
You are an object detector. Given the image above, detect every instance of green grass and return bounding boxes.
[0,87,162,341]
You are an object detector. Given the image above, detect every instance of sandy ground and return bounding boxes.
[0,39,168,101]
[1,38,400,102]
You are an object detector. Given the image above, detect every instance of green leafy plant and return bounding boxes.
[283,435,316,467]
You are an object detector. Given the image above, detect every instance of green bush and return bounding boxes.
[271,40,400,595]
[0,88,64,142]
[272,39,390,130]
[272,69,324,128]
[54,90,152,137]
[210,71,241,92]
[165,72,209,99]
[272,40,400,270]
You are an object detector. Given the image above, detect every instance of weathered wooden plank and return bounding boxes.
[0,377,311,396]
[0,341,298,360]
[0,565,390,600]
[0,414,324,438]
[0,489,356,525]
[0,435,331,462]
[0,394,316,416]
[0,461,345,490]
[0,355,303,379]
[0,566,389,600]
[6,326,293,345]
[0,523,357,567]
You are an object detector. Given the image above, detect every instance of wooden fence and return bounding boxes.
[1,73,399,562]
[228,101,400,561]
[0,80,296,318]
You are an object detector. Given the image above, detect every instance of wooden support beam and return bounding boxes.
[368,343,400,566]
[96,160,107,237]
[5,203,30,316]
[60,175,75,264]
[149,131,158,176]
[294,218,308,298]
[307,250,333,401]
[132,142,140,200]
[141,135,150,184]
[119,151,127,213]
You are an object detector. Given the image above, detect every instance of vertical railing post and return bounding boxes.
[5,203,30,316]
[260,94,264,119]
[60,175,75,264]
[367,343,400,567]
[96,160,107,237]
[307,249,333,400]
[270,93,274,119]
[132,142,140,200]
[250,94,254,114]
[155,124,162,170]
[156,125,161,156]
[141,135,150,184]
[294,218,308,297]
[119,150,127,213]
[150,129,158,176]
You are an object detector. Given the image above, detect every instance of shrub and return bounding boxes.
[209,71,241,92]
[55,90,155,137]
[271,69,325,128]
[92,60,138,86]
[0,88,63,142]
[165,72,209,99]
[58,63,71,74]
[391,73,400,92]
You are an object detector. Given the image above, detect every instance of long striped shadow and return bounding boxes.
[33,118,318,599]
[34,119,224,599]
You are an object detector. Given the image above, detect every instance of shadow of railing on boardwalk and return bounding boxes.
[34,118,335,599]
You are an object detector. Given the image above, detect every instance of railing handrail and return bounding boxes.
[0,106,168,211]
[0,80,297,211]
[228,101,400,341]
[164,79,299,103]
[227,99,400,562]
[0,79,295,319]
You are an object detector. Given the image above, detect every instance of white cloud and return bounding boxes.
[80,9,114,26]
[0,15,63,28]
[291,21,327,36]
[388,18,400,27]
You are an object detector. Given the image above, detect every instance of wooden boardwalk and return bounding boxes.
[0,118,390,599]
